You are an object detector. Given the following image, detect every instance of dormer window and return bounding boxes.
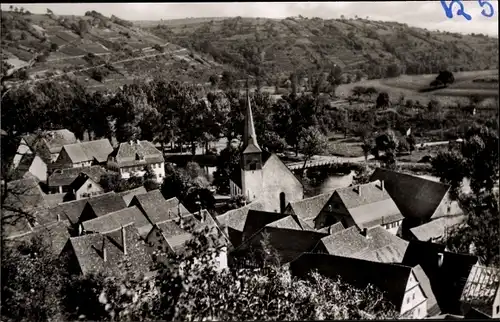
[135,153,145,161]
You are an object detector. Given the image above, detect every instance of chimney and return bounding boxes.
[102,237,107,262]
[121,226,127,255]
[136,139,140,145]
[355,185,362,197]
[361,228,368,236]
[437,252,444,267]
[381,180,385,192]
[280,192,286,214]
[57,214,60,222]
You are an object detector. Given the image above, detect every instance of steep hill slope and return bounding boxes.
[148,16,499,83]
[1,10,223,91]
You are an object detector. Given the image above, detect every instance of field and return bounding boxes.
[336,70,499,106]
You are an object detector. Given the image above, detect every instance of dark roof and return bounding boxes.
[402,240,479,314]
[82,206,152,238]
[4,176,49,211]
[17,153,38,171]
[352,226,409,263]
[70,173,100,191]
[241,210,289,242]
[69,224,153,276]
[48,166,108,187]
[290,253,414,311]
[62,139,113,163]
[287,191,334,221]
[370,168,450,220]
[216,201,265,247]
[86,192,127,218]
[336,181,403,229]
[410,215,468,242]
[265,215,315,231]
[316,227,370,257]
[5,221,70,255]
[460,264,500,317]
[413,264,441,316]
[131,190,190,224]
[114,140,164,167]
[116,187,148,206]
[50,199,89,225]
[317,222,345,234]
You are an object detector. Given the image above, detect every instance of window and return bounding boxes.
[407,297,410,304]
[412,293,415,300]
[417,308,420,316]
[497,306,499,314]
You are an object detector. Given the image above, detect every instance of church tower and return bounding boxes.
[241,86,263,202]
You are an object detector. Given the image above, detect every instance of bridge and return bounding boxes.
[286,157,367,171]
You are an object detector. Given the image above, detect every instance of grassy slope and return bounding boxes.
[147,16,499,82]
[1,11,223,90]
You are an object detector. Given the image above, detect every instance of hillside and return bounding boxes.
[148,16,499,83]
[0,9,223,91]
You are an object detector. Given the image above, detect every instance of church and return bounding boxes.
[229,91,304,213]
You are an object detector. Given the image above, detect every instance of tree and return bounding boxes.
[375,130,398,170]
[376,92,390,109]
[385,63,401,78]
[221,71,236,90]
[208,74,220,88]
[427,99,440,112]
[153,44,163,52]
[407,134,416,155]
[351,86,366,100]
[298,126,329,173]
[435,70,455,87]
[212,145,240,194]
[364,87,378,100]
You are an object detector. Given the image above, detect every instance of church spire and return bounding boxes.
[243,80,261,153]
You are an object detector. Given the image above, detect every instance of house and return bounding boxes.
[49,198,90,229]
[145,210,230,269]
[78,192,127,225]
[14,154,48,183]
[284,191,334,228]
[117,186,148,206]
[47,165,107,194]
[313,180,404,233]
[370,168,461,237]
[53,139,113,169]
[129,190,190,225]
[4,221,71,255]
[229,92,303,213]
[402,240,479,315]
[12,129,78,168]
[460,264,500,319]
[81,206,152,238]
[290,253,432,318]
[61,224,153,276]
[216,201,265,247]
[409,214,468,242]
[67,172,104,200]
[231,214,328,268]
[2,176,56,238]
[107,140,165,183]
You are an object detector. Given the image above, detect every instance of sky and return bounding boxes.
[2,2,498,36]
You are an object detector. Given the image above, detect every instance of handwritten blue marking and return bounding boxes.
[478,0,494,18]
[440,0,473,20]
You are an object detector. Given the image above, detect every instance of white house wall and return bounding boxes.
[400,271,428,318]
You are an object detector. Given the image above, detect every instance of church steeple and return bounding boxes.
[243,82,262,154]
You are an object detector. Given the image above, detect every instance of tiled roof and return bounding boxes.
[82,206,152,238]
[241,210,289,242]
[131,190,190,224]
[4,176,49,211]
[410,215,468,242]
[70,173,99,191]
[63,139,113,163]
[117,186,147,206]
[50,199,88,225]
[317,222,345,234]
[370,168,450,220]
[316,227,370,257]
[265,215,313,231]
[48,166,107,187]
[43,193,66,208]
[5,221,70,255]
[216,201,265,247]
[17,153,38,171]
[40,129,77,153]
[86,192,127,218]
[287,191,334,221]
[460,264,500,316]
[114,140,164,167]
[351,226,409,264]
[69,224,153,276]
[290,253,414,311]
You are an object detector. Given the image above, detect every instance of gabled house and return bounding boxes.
[49,198,89,229]
[290,253,433,318]
[61,224,153,276]
[47,165,107,194]
[53,139,113,169]
[107,140,165,183]
[14,154,48,183]
[402,240,479,315]
[117,186,148,206]
[229,92,303,213]
[129,190,190,225]
[216,201,265,247]
[314,180,404,233]
[370,168,461,237]
[409,214,468,242]
[67,172,104,200]
[284,191,334,228]
[81,206,153,238]
[460,264,500,319]
[78,192,127,225]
